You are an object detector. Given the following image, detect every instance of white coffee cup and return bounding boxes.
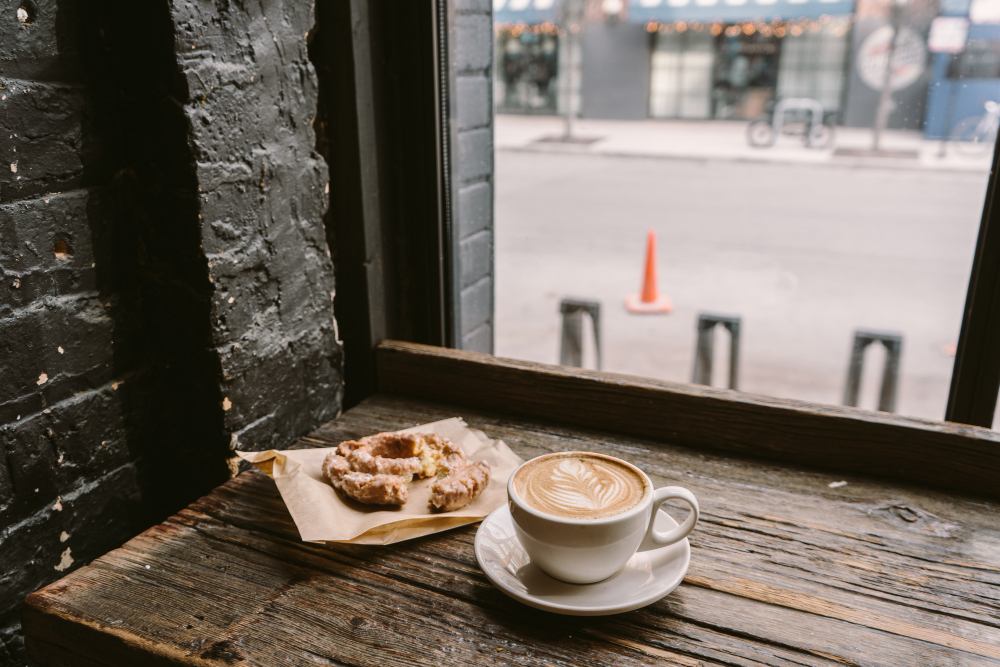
[507,451,699,584]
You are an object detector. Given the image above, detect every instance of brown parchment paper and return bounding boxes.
[237,418,522,545]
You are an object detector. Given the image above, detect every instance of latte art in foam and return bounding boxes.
[514,453,647,519]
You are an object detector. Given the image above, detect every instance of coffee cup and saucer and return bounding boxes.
[474,451,699,616]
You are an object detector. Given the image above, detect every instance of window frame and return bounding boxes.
[319,0,453,408]
[331,0,1000,433]
[377,340,1000,499]
[946,132,1000,427]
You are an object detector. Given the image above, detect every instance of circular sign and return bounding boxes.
[857,26,927,92]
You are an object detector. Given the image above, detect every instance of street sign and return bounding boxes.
[971,0,1000,23]
[928,16,969,53]
[857,26,927,92]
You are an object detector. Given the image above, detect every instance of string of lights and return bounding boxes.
[496,16,852,38]
[497,21,561,36]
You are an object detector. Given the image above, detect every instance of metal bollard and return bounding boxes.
[843,329,903,413]
[691,313,741,390]
[559,298,602,370]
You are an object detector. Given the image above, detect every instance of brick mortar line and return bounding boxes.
[457,122,493,133]
[0,291,105,325]
[460,321,492,341]
[461,270,492,290]
[213,318,336,357]
[0,76,84,91]
[459,274,491,296]
[0,187,92,209]
[459,228,491,244]
[0,461,137,545]
[1,377,124,429]
[457,177,491,190]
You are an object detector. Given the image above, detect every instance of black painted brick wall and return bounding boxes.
[0,0,342,663]
[171,0,343,451]
[0,1,143,662]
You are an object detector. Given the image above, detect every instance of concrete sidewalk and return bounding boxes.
[496,114,993,172]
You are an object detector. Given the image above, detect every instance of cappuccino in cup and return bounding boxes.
[512,452,648,520]
[508,451,699,584]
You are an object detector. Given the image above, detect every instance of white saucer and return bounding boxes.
[474,505,690,616]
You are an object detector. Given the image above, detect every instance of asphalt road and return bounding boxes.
[494,149,990,422]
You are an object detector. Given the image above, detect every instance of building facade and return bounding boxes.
[496,0,856,121]
[495,0,1000,136]
[924,0,1000,138]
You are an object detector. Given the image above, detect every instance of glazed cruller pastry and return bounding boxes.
[321,432,491,511]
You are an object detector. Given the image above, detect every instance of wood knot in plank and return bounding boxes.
[200,639,245,663]
[350,616,377,633]
[870,502,961,538]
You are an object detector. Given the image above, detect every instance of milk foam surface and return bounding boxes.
[513,453,647,519]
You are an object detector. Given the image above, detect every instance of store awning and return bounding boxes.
[494,0,559,25]
[628,0,854,22]
[495,0,853,26]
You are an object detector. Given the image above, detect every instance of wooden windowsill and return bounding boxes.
[377,341,1000,499]
[22,342,1000,665]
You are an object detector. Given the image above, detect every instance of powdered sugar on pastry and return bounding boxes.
[322,431,490,510]
[322,452,410,506]
[336,471,410,506]
[322,452,352,481]
[429,461,491,512]
[417,433,468,478]
[335,433,424,479]
[346,448,423,477]
[337,432,422,460]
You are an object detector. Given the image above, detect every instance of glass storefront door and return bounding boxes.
[496,29,561,114]
[712,30,781,119]
[776,20,851,116]
[650,29,715,119]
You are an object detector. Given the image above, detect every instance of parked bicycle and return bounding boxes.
[747,98,835,149]
[949,101,1000,157]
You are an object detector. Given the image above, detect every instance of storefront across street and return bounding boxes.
[637,0,854,120]
[495,0,855,121]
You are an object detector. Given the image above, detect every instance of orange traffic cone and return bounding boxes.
[625,230,673,314]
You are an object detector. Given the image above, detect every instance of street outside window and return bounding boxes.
[492,0,1000,425]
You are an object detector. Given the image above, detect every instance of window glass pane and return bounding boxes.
[948,39,1000,78]
[495,29,561,113]
[492,0,996,422]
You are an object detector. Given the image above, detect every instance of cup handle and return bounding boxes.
[646,486,699,546]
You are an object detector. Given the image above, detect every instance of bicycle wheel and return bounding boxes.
[747,119,775,148]
[805,122,835,149]
[951,117,995,157]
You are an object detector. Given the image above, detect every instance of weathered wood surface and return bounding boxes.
[377,340,1000,499]
[24,394,1000,666]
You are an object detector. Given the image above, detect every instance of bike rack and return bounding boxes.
[559,298,602,370]
[749,97,830,148]
[771,98,825,138]
[691,312,741,390]
[843,329,903,413]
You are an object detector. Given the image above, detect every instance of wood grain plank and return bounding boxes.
[685,572,1000,659]
[196,475,998,665]
[27,506,669,667]
[24,394,1000,666]
[375,340,1000,499]
[311,396,1000,661]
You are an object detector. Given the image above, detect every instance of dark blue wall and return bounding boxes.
[924,25,1000,138]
